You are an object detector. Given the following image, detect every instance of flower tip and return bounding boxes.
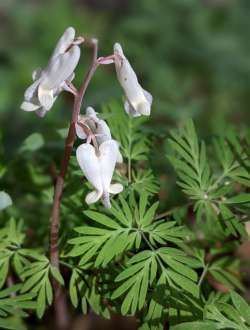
[20,101,28,111]
[91,38,98,45]
[85,191,102,205]
[86,106,97,117]
[20,101,40,112]
[65,26,75,36]
[114,42,123,54]
[59,27,76,44]
[138,102,151,116]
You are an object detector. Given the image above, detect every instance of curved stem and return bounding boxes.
[50,39,98,329]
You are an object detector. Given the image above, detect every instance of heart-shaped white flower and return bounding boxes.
[114,43,152,117]
[21,27,81,117]
[76,140,123,208]
[76,107,123,163]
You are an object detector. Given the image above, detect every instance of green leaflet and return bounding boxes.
[168,120,250,239]
[19,133,44,153]
[112,250,157,315]
[69,268,110,319]
[170,321,216,330]
[0,284,36,328]
[21,257,64,318]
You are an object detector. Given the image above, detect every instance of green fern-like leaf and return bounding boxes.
[205,291,250,330]
[168,120,249,238]
[20,256,64,318]
[112,250,157,315]
[0,284,36,329]
[69,267,110,319]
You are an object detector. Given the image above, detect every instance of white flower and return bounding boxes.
[76,140,123,208]
[113,43,152,117]
[21,27,81,117]
[75,107,98,140]
[75,107,123,163]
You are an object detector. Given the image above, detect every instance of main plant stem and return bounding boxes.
[50,39,98,329]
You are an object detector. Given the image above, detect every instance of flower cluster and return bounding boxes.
[21,27,152,207]
[21,27,83,117]
[76,107,123,208]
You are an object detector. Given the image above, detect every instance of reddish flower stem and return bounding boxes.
[50,39,98,329]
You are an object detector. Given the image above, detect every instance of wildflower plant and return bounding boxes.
[0,26,250,330]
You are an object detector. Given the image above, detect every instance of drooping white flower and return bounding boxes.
[21,27,82,117]
[76,140,123,208]
[113,43,152,117]
[75,107,123,163]
[75,107,98,140]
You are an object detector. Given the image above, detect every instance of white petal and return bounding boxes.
[37,86,54,111]
[75,122,87,140]
[20,101,41,112]
[86,107,99,122]
[114,43,125,59]
[143,88,153,105]
[114,43,152,117]
[50,27,75,60]
[0,191,12,210]
[96,120,112,145]
[85,190,102,205]
[41,45,80,90]
[117,150,123,163]
[76,143,103,193]
[114,43,138,92]
[82,107,98,132]
[124,100,141,117]
[137,101,151,116]
[109,183,123,194]
[99,140,119,192]
[32,67,43,81]
[24,78,42,101]
[137,89,153,116]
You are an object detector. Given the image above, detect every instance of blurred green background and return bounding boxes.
[1,0,250,208]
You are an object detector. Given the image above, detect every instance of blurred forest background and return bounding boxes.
[1,0,250,214]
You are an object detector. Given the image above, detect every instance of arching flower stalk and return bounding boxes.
[76,107,123,208]
[21,27,83,117]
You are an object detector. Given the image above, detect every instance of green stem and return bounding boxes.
[198,264,209,287]
[140,231,165,269]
